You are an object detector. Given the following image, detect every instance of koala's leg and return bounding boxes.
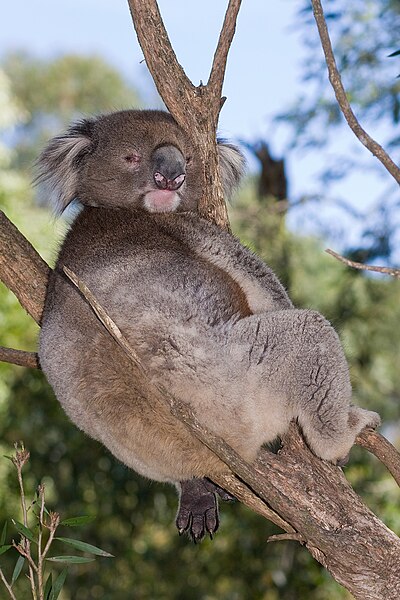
[229,309,380,464]
[176,478,235,542]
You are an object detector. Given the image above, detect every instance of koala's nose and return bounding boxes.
[152,145,186,191]
[154,171,186,191]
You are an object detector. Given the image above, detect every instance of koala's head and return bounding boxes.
[36,109,245,215]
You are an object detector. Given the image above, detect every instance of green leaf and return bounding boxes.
[0,522,7,546]
[11,556,25,585]
[55,537,113,557]
[388,49,400,57]
[0,545,12,556]
[12,520,37,544]
[46,555,95,564]
[60,516,95,527]
[44,573,53,600]
[52,568,68,599]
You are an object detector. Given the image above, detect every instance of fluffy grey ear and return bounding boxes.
[217,140,246,201]
[35,119,94,214]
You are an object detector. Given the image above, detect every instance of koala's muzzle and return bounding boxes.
[152,145,186,191]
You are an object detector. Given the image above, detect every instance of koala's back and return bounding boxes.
[39,207,255,481]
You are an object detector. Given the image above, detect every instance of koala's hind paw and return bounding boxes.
[349,406,381,432]
[176,478,234,542]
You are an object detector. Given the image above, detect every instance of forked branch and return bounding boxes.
[127,0,242,229]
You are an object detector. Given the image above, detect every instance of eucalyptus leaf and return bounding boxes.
[55,537,113,557]
[0,545,12,556]
[60,516,95,527]
[46,555,95,564]
[12,520,37,544]
[52,568,68,599]
[11,556,25,585]
[0,522,7,546]
[44,572,53,600]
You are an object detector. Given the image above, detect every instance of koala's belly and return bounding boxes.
[102,250,252,330]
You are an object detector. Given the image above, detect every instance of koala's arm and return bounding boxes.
[158,213,293,313]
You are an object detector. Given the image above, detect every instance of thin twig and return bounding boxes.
[37,486,45,600]
[311,0,400,184]
[12,542,38,575]
[0,568,17,600]
[326,248,400,279]
[13,446,38,600]
[40,513,60,561]
[63,267,146,377]
[0,347,40,369]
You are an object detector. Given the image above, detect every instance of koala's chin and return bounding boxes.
[144,190,181,213]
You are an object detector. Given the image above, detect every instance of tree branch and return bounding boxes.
[311,0,400,185]
[356,429,400,488]
[0,210,49,325]
[208,0,242,98]
[326,248,400,279]
[0,347,39,369]
[62,265,294,534]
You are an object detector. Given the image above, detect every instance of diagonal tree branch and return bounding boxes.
[311,0,400,185]
[0,210,49,325]
[326,248,400,279]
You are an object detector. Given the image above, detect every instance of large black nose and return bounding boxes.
[152,145,186,191]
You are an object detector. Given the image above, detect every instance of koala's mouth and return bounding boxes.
[143,189,181,213]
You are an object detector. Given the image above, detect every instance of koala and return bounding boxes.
[37,109,380,541]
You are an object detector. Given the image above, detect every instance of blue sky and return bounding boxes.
[1,0,397,252]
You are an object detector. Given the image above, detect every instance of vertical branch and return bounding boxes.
[208,0,242,104]
[13,446,38,600]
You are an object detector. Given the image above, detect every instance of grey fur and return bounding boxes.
[38,109,380,516]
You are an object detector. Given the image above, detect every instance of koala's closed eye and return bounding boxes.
[124,153,141,166]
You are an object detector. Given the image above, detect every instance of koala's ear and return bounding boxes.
[35,119,94,214]
[217,140,246,201]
